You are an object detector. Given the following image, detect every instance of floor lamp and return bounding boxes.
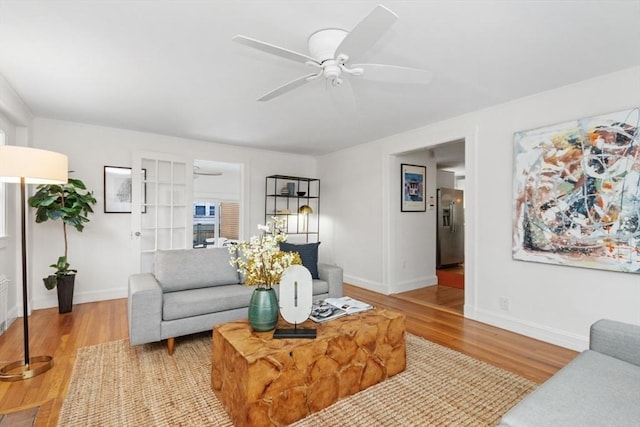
[0,146,68,382]
[298,204,313,233]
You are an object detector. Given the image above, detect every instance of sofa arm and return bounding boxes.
[590,319,640,367]
[128,273,163,346]
[318,263,343,299]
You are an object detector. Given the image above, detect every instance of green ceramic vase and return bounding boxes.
[248,287,279,332]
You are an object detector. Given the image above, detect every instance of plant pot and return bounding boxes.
[56,274,76,314]
[247,287,278,332]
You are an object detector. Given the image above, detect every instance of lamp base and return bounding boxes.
[0,355,53,382]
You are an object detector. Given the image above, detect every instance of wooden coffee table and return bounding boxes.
[211,308,406,427]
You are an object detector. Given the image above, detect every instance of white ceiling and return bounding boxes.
[0,1,638,156]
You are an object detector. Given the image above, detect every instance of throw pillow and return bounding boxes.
[280,242,321,279]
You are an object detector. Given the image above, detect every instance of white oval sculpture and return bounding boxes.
[279,265,313,324]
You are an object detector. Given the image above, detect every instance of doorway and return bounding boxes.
[192,159,242,248]
[434,139,465,313]
[396,139,466,315]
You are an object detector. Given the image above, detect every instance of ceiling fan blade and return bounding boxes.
[334,5,398,60]
[233,35,319,65]
[353,64,433,84]
[193,166,222,176]
[258,73,319,101]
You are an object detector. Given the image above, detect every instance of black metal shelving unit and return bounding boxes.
[265,175,320,243]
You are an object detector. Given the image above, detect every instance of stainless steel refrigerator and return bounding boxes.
[437,188,464,267]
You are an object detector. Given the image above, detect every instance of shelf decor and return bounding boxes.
[512,107,640,274]
[228,217,302,331]
[265,175,320,242]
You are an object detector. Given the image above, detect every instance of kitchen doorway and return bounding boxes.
[396,139,466,315]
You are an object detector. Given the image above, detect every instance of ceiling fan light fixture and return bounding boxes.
[307,28,347,62]
[322,60,342,82]
[232,5,430,101]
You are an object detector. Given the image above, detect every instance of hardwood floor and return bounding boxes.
[397,265,465,315]
[0,285,578,425]
[0,299,128,425]
[396,285,465,315]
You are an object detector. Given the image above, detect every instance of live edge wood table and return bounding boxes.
[211,308,406,427]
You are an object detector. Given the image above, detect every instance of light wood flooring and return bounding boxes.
[396,265,465,315]
[396,284,465,315]
[0,284,578,426]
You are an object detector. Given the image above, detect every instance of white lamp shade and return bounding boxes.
[0,146,68,184]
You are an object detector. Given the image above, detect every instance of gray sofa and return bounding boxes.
[128,247,343,354]
[499,319,640,427]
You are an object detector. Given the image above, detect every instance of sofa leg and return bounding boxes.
[167,337,175,355]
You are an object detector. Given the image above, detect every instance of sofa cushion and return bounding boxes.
[499,350,640,427]
[312,279,329,296]
[154,248,240,292]
[163,284,254,321]
[280,242,320,279]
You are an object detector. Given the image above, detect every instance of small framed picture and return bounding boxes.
[104,166,146,213]
[401,163,426,212]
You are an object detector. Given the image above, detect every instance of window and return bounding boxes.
[192,200,238,247]
[194,205,206,217]
[219,202,239,240]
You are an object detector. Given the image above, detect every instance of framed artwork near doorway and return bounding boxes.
[104,166,146,213]
[401,163,426,212]
[512,107,640,274]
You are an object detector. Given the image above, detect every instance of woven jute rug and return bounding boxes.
[58,332,535,426]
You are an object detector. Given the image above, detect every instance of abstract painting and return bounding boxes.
[513,108,640,273]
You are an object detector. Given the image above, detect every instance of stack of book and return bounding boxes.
[309,297,373,323]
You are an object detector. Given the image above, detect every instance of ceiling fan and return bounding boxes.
[193,165,222,177]
[233,4,432,101]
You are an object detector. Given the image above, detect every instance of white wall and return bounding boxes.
[29,118,317,309]
[0,73,33,326]
[319,66,640,350]
[392,151,437,293]
[317,141,386,292]
[0,113,19,327]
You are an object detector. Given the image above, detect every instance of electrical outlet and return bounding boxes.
[499,296,511,312]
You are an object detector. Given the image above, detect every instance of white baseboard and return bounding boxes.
[343,274,387,294]
[0,306,18,334]
[472,308,589,351]
[8,305,18,322]
[389,275,437,294]
[32,287,128,310]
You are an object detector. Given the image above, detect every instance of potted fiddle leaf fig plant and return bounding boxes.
[28,177,97,313]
